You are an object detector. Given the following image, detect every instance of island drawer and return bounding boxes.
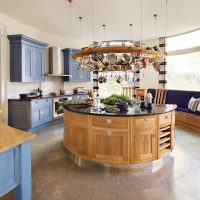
[92,116,128,129]
[159,112,171,127]
[134,116,156,130]
[64,110,89,127]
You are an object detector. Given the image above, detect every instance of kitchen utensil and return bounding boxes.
[116,75,123,83]
[135,62,141,69]
[98,75,104,83]
[153,61,161,72]
[107,54,117,65]
[122,54,132,64]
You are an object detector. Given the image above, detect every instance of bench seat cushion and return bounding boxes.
[176,107,200,116]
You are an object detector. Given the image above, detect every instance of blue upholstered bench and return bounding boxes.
[148,89,200,131]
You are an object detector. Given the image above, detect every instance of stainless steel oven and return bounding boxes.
[53,96,73,118]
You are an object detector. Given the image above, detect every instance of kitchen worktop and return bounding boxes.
[64,103,177,116]
[8,93,88,101]
[0,122,36,153]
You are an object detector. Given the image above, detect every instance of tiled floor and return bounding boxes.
[32,121,200,200]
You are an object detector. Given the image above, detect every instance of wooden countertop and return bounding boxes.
[0,122,36,153]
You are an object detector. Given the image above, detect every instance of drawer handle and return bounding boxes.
[165,115,168,119]
[107,119,112,124]
[144,118,148,122]
[46,99,48,102]
[35,101,38,104]
[107,131,112,136]
[152,134,156,138]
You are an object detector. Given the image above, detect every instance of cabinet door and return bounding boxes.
[39,106,52,124]
[31,109,41,128]
[80,70,91,82]
[34,48,45,82]
[63,48,90,82]
[131,130,157,163]
[66,123,89,157]
[92,129,129,163]
[22,44,34,82]
[69,57,79,82]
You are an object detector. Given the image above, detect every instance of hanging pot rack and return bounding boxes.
[72,40,165,72]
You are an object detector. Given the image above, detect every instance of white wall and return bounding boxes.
[0,12,93,122]
[0,12,93,98]
[140,39,160,89]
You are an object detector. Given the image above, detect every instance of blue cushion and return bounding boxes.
[192,91,200,99]
[176,107,200,116]
[166,90,192,108]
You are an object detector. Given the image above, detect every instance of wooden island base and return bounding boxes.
[64,109,175,165]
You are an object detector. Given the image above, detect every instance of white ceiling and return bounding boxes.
[0,0,200,42]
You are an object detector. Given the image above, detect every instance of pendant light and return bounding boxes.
[102,24,106,41]
[79,16,83,39]
[152,14,161,72]
[67,0,73,40]
[129,24,133,41]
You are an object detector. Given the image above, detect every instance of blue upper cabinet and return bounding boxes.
[62,48,91,82]
[8,35,48,82]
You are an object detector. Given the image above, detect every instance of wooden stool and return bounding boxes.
[154,89,167,105]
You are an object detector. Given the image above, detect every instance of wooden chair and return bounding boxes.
[154,89,167,105]
[122,87,134,98]
[135,89,147,101]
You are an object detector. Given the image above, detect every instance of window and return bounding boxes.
[166,30,200,91]
[98,72,135,97]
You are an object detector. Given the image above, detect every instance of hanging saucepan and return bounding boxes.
[153,61,161,72]
[135,62,141,70]
[86,62,95,71]
[92,54,99,62]
[98,75,104,84]
[153,45,159,51]
[122,54,132,65]
[107,54,117,65]
[141,58,149,69]
[92,54,104,62]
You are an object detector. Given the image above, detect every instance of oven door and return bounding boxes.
[53,96,73,118]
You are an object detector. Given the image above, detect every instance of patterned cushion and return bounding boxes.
[188,97,200,112]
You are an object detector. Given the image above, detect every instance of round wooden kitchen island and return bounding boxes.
[63,104,176,165]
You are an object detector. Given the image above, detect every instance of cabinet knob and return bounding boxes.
[165,115,168,119]
[107,119,112,124]
[144,118,148,122]
[35,101,38,104]
[152,134,156,138]
[64,126,70,132]
[107,131,112,136]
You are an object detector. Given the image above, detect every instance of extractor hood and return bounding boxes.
[47,46,71,77]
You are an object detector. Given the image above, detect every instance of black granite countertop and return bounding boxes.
[8,93,88,101]
[64,103,177,116]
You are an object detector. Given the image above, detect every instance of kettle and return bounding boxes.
[146,92,153,104]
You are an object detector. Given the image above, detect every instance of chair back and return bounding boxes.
[122,87,134,98]
[135,89,147,101]
[154,89,167,105]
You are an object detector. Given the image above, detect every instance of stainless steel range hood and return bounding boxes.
[47,46,71,77]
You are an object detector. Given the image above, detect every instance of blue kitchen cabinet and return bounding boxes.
[8,34,48,82]
[0,123,35,200]
[62,48,91,82]
[8,98,53,131]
